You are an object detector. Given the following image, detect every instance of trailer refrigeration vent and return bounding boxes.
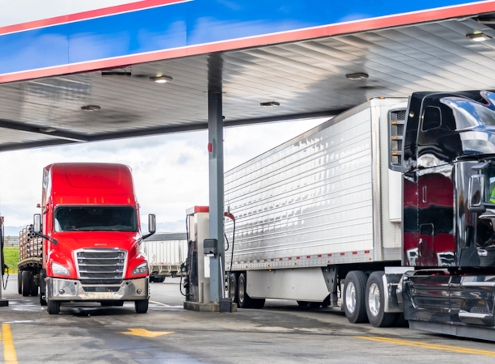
[76,249,126,284]
[389,108,406,171]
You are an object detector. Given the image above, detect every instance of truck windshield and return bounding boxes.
[54,206,138,232]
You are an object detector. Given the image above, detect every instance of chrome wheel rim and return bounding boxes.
[345,282,356,313]
[368,282,380,317]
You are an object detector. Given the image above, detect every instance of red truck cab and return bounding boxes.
[34,163,155,314]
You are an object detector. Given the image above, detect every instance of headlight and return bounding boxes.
[132,262,148,276]
[52,262,70,276]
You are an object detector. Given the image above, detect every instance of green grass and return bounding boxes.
[3,247,19,273]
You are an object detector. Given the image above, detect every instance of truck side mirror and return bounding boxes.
[468,175,486,213]
[33,214,42,233]
[148,214,156,234]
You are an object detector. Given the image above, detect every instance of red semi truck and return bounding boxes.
[18,163,156,314]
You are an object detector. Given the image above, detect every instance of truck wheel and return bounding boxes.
[237,273,253,308]
[17,270,22,294]
[135,299,149,313]
[343,271,368,323]
[30,274,38,297]
[366,271,398,327]
[228,273,239,304]
[21,271,31,297]
[47,300,60,315]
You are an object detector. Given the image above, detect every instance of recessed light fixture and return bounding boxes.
[260,101,280,107]
[150,75,173,84]
[101,69,131,77]
[466,31,492,42]
[345,72,369,81]
[39,127,57,133]
[81,105,101,111]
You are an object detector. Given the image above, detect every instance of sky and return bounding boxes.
[0,118,325,236]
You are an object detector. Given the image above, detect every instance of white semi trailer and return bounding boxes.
[225,97,408,325]
[143,233,188,283]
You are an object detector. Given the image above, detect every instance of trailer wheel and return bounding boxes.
[21,271,31,297]
[30,274,38,297]
[228,273,239,304]
[343,271,368,323]
[237,273,253,308]
[365,271,398,327]
[135,299,149,313]
[47,300,60,315]
[17,270,22,294]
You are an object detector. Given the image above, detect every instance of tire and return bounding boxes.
[135,299,149,314]
[156,277,166,283]
[30,274,38,297]
[17,270,22,295]
[22,271,31,297]
[228,273,239,304]
[309,302,321,308]
[365,271,398,327]
[237,273,253,309]
[40,296,47,306]
[47,300,60,315]
[343,271,368,323]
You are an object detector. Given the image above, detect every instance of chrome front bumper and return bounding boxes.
[46,277,149,301]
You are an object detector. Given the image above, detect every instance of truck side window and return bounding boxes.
[421,106,442,131]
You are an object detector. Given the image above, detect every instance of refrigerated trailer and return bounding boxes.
[224,91,495,340]
[225,97,407,323]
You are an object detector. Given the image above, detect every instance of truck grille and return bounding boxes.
[76,249,126,284]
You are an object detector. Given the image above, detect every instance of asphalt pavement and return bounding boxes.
[1,275,495,363]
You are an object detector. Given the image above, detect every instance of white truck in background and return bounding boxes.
[144,233,187,282]
[225,97,407,324]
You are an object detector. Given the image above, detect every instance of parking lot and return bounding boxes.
[2,275,495,363]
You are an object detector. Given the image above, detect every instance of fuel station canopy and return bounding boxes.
[1,1,495,151]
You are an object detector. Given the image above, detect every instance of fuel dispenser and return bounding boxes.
[183,206,236,312]
[184,206,210,305]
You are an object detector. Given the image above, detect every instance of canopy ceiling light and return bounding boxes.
[39,127,57,133]
[101,68,131,77]
[260,101,280,107]
[466,31,492,42]
[81,105,101,111]
[149,75,173,83]
[345,72,369,81]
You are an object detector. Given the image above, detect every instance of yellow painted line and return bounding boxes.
[118,328,174,338]
[2,324,18,364]
[149,300,170,307]
[356,336,495,357]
